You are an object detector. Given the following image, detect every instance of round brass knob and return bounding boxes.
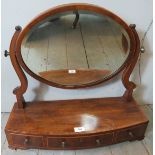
[128,131,134,138]
[24,137,29,145]
[140,46,145,53]
[15,25,22,31]
[96,139,101,145]
[129,24,136,29]
[61,141,66,148]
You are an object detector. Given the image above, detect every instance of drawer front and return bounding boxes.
[116,124,148,142]
[48,133,113,149]
[10,134,43,148]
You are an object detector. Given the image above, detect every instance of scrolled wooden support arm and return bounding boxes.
[122,24,140,101]
[9,26,28,108]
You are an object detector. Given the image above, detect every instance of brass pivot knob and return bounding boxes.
[4,50,10,57]
[15,25,22,31]
[129,24,136,29]
[140,46,145,53]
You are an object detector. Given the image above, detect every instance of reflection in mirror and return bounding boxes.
[21,10,130,86]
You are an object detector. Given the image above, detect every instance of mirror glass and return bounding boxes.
[21,10,130,86]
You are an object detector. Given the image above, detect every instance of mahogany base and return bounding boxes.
[5,97,148,150]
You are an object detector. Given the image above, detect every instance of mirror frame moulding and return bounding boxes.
[14,3,137,89]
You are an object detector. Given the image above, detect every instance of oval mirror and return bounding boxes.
[20,7,130,87]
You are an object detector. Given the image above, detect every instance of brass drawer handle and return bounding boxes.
[61,141,66,148]
[24,137,29,145]
[96,139,101,145]
[128,131,134,138]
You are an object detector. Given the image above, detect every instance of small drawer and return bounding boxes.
[48,137,81,149]
[48,133,113,149]
[10,133,43,148]
[116,124,147,142]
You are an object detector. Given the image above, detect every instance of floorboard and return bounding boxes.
[26,26,49,74]
[141,105,153,155]
[53,150,75,155]
[110,141,149,155]
[80,16,111,71]
[76,146,112,155]
[65,16,88,69]
[1,113,9,151]
[2,141,38,155]
[120,141,148,155]
[38,149,54,155]
[47,19,68,70]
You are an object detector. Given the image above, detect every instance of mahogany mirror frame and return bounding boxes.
[8,3,140,108]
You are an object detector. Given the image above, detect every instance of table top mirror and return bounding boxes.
[5,3,148,150]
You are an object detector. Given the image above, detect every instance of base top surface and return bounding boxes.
[5,97,148,136]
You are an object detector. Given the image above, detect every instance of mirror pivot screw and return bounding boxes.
[130,24,136,29]
[4,50,10,57]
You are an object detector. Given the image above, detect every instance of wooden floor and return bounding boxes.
[1,104,152,155]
